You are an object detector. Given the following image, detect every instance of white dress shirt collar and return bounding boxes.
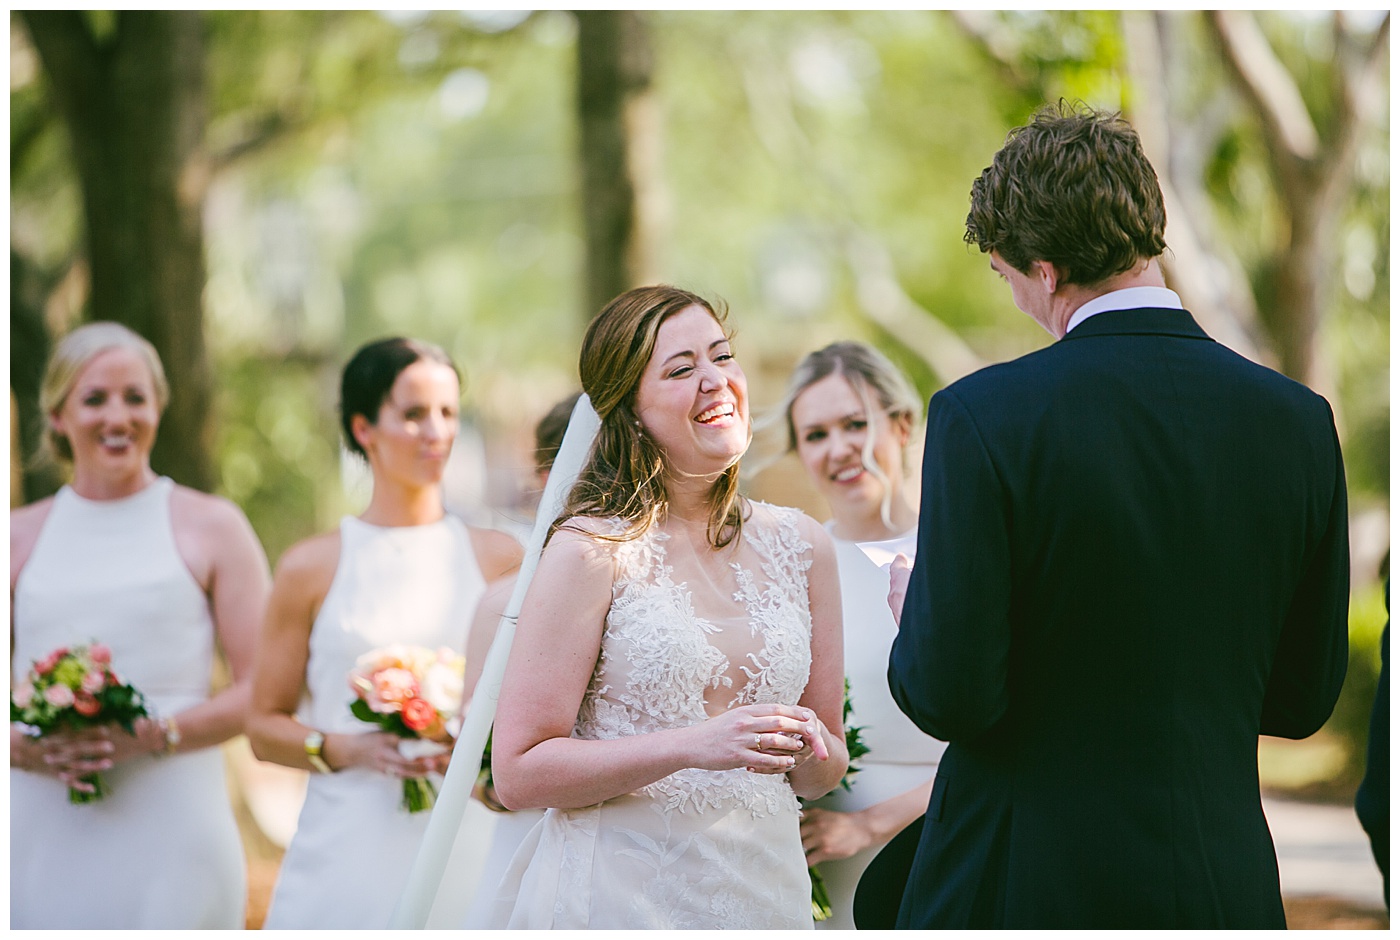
[1065,287,1184,335]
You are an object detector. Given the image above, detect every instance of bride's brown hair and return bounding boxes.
[556,285,747,549]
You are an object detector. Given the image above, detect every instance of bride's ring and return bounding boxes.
[755,733,763,750]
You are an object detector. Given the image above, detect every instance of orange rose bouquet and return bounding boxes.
[10,642,150,804]
[348,644,465,813]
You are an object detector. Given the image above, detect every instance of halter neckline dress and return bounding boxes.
[11,477,246,929]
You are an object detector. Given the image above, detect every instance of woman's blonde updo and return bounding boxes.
[558,284,747,549]
[39,322,170,465]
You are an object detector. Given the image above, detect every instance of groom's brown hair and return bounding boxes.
[965,99,1167,286]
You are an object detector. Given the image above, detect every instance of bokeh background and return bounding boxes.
[9,10,1390,928]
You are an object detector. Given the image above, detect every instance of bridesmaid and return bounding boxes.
[249,337,522,929]
[775,341,948,929]
[10,321,271,928]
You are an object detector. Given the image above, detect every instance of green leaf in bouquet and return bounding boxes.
[803,678,873,920]
[402,776,438,813]
[68,772,109,805]
[810,864,833,921]
[350,697,418,738]
[100,685,149,734]
[847,723,872,764]
[838,678,869,792]
[386,714,417,739]
[349,697,382,725]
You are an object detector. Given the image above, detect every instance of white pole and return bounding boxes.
[389,395,600,928]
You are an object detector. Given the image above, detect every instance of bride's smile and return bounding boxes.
[634,304,751,479]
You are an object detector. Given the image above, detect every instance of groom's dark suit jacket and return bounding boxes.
[888,308,1350,928]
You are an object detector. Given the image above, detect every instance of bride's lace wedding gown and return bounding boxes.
[486,501,818,929]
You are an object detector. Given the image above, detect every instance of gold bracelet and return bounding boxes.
[160,716,181,755]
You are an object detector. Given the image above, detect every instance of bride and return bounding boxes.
[484,285,849,929]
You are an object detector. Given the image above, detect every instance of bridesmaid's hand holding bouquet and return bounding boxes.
[10,642,150,804]
[348,644,466,813]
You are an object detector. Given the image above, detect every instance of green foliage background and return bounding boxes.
[10,10,1388,796]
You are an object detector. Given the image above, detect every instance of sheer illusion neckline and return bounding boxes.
[572,501,814,825]
[647,526,767,716]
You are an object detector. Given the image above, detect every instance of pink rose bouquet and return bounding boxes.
[348,644,466,813]
[10,642,150,804]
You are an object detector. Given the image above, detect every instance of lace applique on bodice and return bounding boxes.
[573,502,814,817]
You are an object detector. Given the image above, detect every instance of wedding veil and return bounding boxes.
[389,394,601,928]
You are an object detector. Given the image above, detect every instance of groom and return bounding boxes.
[881,103,1350,928]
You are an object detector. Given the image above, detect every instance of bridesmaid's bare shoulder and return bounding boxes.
[274,529,342,588]
[168,483,270,591]
[10,497,57,592]
[467,525,525,583]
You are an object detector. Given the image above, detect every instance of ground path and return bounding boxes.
[1266,796,1388,929]
[242,796,1389,929]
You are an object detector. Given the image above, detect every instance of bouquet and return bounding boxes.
[809,678,871,922]
[348,644,465,813]
[10,642,150,804]
[473,728,509,813]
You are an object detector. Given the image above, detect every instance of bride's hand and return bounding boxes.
[773,710,834,775]
[689,703,826,775]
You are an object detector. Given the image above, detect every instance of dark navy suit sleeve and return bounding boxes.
[1355,617,1389,904]
[889,388,1011,742]
[1259,415,1350,738]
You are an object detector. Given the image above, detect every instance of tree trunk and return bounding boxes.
[21,11,216,492]
[9,251,66,504]
[1262,182,1330,389]
[1119,11,1268,367]
[575,10,659,319]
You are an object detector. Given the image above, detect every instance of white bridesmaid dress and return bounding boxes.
[11,477,246,929]
[262,514,497,929]
[808,529,947,930]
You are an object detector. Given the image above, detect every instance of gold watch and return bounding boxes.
[303,730,333,774]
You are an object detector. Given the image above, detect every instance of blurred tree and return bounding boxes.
[9,44,68,503]
[11,12,1386,789]
[21,11,216,491]
[10,250,64,503]
[11,9,1386,553]
[576,11,660,318]
[1207,11,1388,390]
[952,11,1390,397]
